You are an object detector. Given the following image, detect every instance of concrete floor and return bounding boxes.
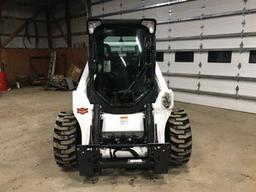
[0,87,256,192]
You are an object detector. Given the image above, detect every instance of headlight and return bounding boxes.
[161,92,172,108]
[88,20,102,34]
[141,19,156,34]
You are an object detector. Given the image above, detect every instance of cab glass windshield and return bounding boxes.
[93,26,149,105]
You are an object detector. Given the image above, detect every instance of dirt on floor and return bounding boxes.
[0,87,256,192]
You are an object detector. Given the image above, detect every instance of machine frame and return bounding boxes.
[72,19,174,176]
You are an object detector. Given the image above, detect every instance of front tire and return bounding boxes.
[53,111,80,168]
[166,109,192,166]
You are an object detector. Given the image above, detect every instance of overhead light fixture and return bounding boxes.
[88,19,102,34]
[141,19,156,34]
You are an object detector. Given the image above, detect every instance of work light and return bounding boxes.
[141,19,156,34]
[88,20,102,34]
[161,92,173,109]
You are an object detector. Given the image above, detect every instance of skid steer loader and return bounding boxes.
[53,19,192,177]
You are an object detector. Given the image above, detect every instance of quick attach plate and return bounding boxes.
[77,145,100,177]
[77,143,170,177]
[148,143,170,174]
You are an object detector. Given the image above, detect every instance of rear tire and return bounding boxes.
[166,109,192,166]
[53,111,80,168]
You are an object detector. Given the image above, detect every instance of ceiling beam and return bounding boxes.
[2,6,45,47]
[1,15,45,22]
[8,1,42,8]
[65,0,72,48]
[0,0,9,48]
[46,8,53,48]
[1,0,63,47]
[50,11,68,45]
[2,13,42,47]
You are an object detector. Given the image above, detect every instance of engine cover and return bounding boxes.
[101,113,144,143]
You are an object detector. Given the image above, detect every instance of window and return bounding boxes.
[208,51,232,63]
[156,52,164,62]
[93,26,152,105]
[249,51,256,63]
[175,52,194,62]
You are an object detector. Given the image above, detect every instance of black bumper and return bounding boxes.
[77,143,170,177]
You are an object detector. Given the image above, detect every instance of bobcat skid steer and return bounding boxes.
[53,19,192,177]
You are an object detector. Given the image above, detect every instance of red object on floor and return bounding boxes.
[0,72,9,92]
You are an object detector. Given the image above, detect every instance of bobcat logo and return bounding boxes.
[77,108,88,115]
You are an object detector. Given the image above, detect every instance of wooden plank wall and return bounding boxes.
[0,48,87,86]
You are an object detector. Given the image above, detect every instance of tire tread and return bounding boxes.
[53,111,79,168]
[167,108,192,166]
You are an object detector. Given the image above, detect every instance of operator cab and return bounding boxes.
[87,19,158,114]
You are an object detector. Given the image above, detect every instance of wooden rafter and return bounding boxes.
[65,0,72,47]
[8,1,43,8]
[0,0,9,48]
[50,11,68,44]
[46,8,53,48]
[1,0,63,48]
[2,8,43,47]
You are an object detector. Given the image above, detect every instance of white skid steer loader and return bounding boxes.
[53,19,192,177]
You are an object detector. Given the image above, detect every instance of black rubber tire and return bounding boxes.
[166,108,192,166]
[53,111,80,168]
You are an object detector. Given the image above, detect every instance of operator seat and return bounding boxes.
[110,52,131,91]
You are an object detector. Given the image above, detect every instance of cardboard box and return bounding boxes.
[67,64,82,82]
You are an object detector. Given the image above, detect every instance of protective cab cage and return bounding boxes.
[87,19,158,114]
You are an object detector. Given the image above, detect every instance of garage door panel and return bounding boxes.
[175,92,256,114]
[201,63,237,76]
[144,7,170,23]
[160,53,173,72]
[122,0,142,10]
[168,77,198,90]
[170,63,198,74]
[156,25,170,38]
[239,81,256,96]
[243,37,256,48]
[203,16,243,35]
[200,52,239,76]
[200,79,237,94]
[170,40,201,49]
[245,15,256,32]
[101,0,121,14]
[239,56,256,77]
[120,11,143,19]
[171,21,202,37]
[246,0,256,9]
[203,38,242,49]
[205,0,243,14]
[156,42,169,50]
[171,0,203,19]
